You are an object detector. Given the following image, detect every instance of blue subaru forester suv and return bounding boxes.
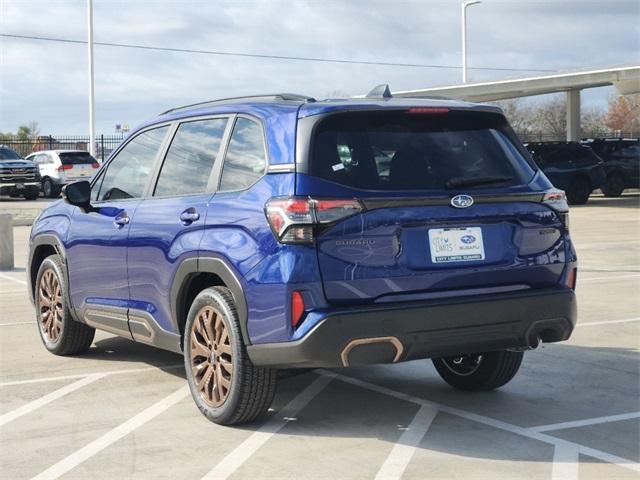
[28,89,577,425]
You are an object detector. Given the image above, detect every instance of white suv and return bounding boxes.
[26,150,99,197]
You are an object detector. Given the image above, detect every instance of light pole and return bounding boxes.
[461,0,481,83]
[87,0,96,156]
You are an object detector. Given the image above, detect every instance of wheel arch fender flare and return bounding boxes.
[171,256,251,345]
[28,234,68,305]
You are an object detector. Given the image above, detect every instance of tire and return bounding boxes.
[432,350,524,392]
[601,172,625,198]
[24,187,40,201]
[184,286,277,425]
[566,177,591,205]
[42,178,58,198]
[35,255,95,355]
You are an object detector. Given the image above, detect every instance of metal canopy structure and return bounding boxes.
[393,65,640,141]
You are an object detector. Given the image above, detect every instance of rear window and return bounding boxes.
[59,152,96,165]
[310,110,535,191]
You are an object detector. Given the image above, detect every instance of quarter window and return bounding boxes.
[94,126,168,201]
[219,117,267,191]
[154,118,228,197]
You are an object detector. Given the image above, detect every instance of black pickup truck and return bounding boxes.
[0,146,41,200]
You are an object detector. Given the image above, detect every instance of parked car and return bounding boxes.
[524,141,606,205]
[0,146,41,200]
[27,91,577,425]
[25,150,99,198]
[581,138,640,197]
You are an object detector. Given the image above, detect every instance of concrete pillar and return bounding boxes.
[0,214,14,271]
[566,89,581,142]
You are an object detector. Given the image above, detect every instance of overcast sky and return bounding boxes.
[1,0,639,135]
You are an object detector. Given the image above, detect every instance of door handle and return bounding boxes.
[179,208,200,225]
[113,212,130,228]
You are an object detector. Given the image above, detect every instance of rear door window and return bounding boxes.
[154,118,228,197]
[218,117,267,191]
[59,152,96,165]
[310,110,535,191]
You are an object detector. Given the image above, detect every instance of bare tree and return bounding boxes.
[530,97,566,139]
[493,99,535,134]
[581,106,607,136]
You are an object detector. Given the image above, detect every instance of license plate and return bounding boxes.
[428,227,485,263]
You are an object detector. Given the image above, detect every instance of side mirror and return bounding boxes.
[62,181,92,212]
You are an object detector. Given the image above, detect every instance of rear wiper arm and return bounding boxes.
[445,175,514,189]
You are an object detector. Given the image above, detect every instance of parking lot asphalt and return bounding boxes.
[0,193,638,480]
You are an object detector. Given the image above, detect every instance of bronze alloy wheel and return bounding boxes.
[38,268,63,343]
[190,305,234,407]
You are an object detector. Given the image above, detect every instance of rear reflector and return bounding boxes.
[291,291,305,328]
[565,267,577,290]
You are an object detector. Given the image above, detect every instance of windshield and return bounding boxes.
[310,110,536,191]
[0,148,22,160]
[59,152,97,165]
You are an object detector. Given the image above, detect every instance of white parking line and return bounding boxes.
[577,317,640,327]
[31,385,190,480]
[580,273,640,282]
[0,364,183,387]
[0,272,27,285]
[551,443,579,480]
[531,411,640,433]
[323,371,640,473]
[0,321,36,326]
[201,373,335,480]
[374,405,438,480]
[0,373,107,427]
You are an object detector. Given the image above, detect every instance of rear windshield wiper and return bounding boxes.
[445,175,514,189]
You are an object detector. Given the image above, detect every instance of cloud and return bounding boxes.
[1,0,638,134]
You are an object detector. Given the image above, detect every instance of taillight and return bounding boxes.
[291,291,305,328]
[91,162,99,168]
[542,189,569,230]
[265,197,363,244]
[57,164,73,172]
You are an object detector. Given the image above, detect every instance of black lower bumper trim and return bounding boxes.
[247,288,576,368]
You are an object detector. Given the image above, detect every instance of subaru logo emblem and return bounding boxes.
[451,194,474,208]
[460,235,476,244]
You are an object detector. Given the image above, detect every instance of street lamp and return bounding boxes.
[87,0,96,156]
[461,0,481,83]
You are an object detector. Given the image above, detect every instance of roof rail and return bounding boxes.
[160,93,316,115]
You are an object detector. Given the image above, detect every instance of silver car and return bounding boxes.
[26,150,99,198]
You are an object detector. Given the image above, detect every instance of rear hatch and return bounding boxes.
[296,108,567,304]
[59,152,98,180]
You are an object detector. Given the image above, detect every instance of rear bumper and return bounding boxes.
[247,287,577,368]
